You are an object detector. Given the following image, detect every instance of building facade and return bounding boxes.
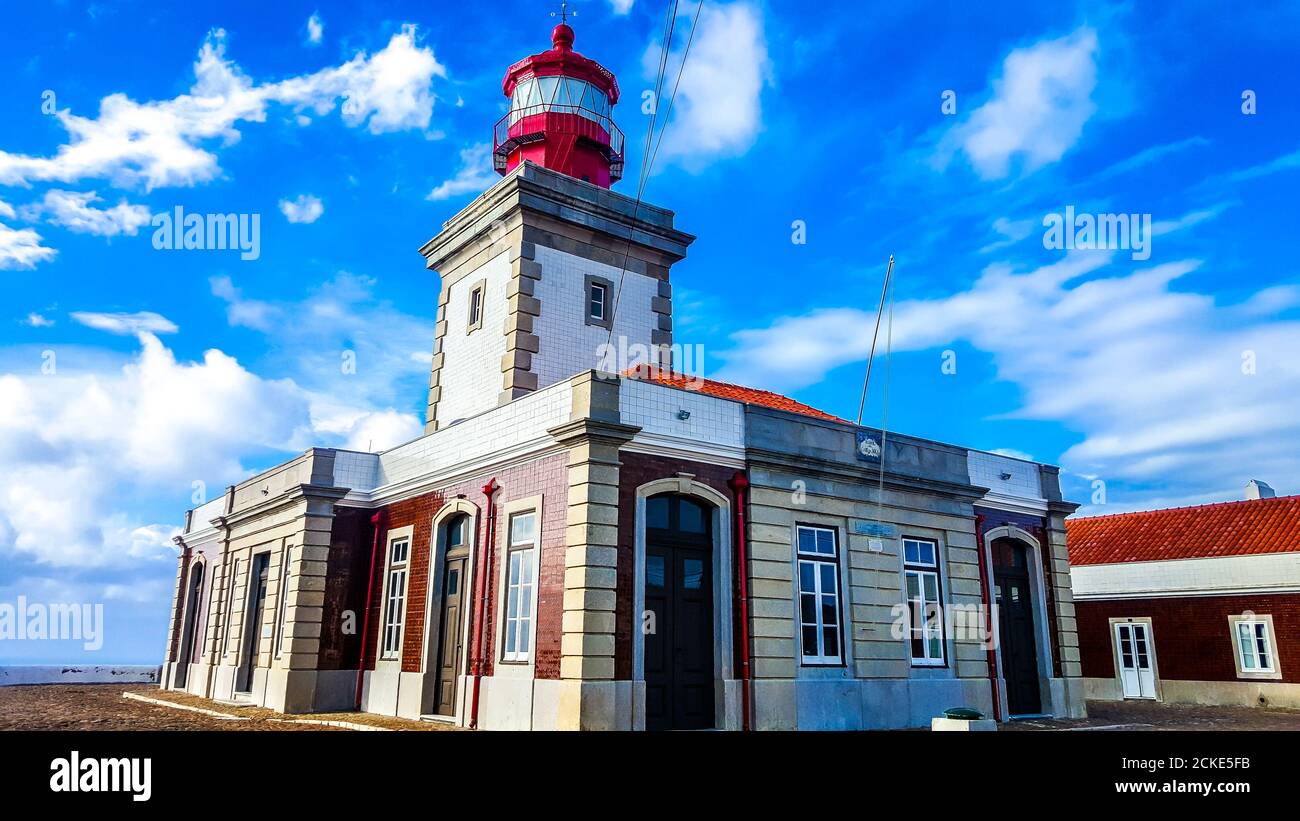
[160,22,1085,730]
[1069,487,1300,709]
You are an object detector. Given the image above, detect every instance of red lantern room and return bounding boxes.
[493,21,624,188]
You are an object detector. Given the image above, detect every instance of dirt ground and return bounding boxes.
[1002,699,1300,731]
[0,684,454,731]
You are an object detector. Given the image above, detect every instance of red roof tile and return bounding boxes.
[622,366,847,423]
[1066,495,1300,566]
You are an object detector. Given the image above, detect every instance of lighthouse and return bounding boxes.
[493,21,624,188]
[419,19,693,432]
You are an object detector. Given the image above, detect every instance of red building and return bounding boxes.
[1069,484,1300,709]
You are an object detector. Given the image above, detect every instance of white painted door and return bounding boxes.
[1115,622,1156,699]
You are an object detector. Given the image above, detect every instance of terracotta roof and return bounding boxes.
[622,366,847,423]
[1066,495,1300,566]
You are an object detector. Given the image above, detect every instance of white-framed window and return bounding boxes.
[502,511,537,663]
[589,282,607,321]
[223,558,240,657]
[469,287,482,327]
[903,538,944,666]
[796,524,842,665]
[1234,619,1275,674]
[466,279,486,333]
[381,537,410,660]
[274,545,293,659]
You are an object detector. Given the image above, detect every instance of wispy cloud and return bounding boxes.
[22,189,151,236]
[646,2,770,169]
[0,221,57,270]
[427,143,495,201]
[719,249,1300,505]
[306,12,324,46]
[935,27,1099,180]
[71,310,178,336]
[1092,136,1210,182]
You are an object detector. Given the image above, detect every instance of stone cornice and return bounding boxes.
[548,418,642,448]
[746,446,989,502]
[213,483,350,530]
[419,163,694,272]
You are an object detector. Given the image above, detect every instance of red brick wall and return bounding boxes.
[317,507,372,671]
[615,453,738,680]
[323,452,569,677]
[1076,594,1300,683]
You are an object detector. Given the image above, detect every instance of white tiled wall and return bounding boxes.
[621,379,744,449]
[330,380,573,492]
[532,245,659,388]
[437,249,512,425]
[333,449,380,491]
[968,450,1044,501]
[1072,553,1300,598]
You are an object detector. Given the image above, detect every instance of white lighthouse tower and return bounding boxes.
[421,21,694,432]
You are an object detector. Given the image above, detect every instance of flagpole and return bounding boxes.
[856,254,894,427]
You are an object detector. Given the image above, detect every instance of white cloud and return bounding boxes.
[645,2,770,168]
[427,143,496,200]
[210,275,277,331]
[306,13,324,45]
[937,27,1099,180]
[720,250,1300,504]
[279,193,324,223]
[316,406,423,452]
[23,189,151,236]
[0,25,446,191]
[0,221,58,270]
[271,23,447,135]
[211,271,434,415]
[22,313,54,328]
[0,332,312,567]
[71,310,178,335]
[609,0,635,13]
[0,199,14,219]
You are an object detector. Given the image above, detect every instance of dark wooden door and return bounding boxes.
[433,556,467,716]
[236,553,270,693]
[995,567,1041,715]
[645,543,714,730]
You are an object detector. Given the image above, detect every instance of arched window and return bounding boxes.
[646,493,710,539]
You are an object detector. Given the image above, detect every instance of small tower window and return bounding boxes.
[584,275,614,330]
[466,279,486,333]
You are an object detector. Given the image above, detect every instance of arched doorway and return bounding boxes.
[644,492,715,730]
[175,561,205,689]
[991,537,1041,715]
[432,513,472,717]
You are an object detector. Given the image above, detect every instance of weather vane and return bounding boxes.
[551,1,576,25]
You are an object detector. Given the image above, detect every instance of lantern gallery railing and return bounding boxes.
[493,103,625,179]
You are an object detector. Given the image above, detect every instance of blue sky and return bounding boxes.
[1,0,1298,663]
